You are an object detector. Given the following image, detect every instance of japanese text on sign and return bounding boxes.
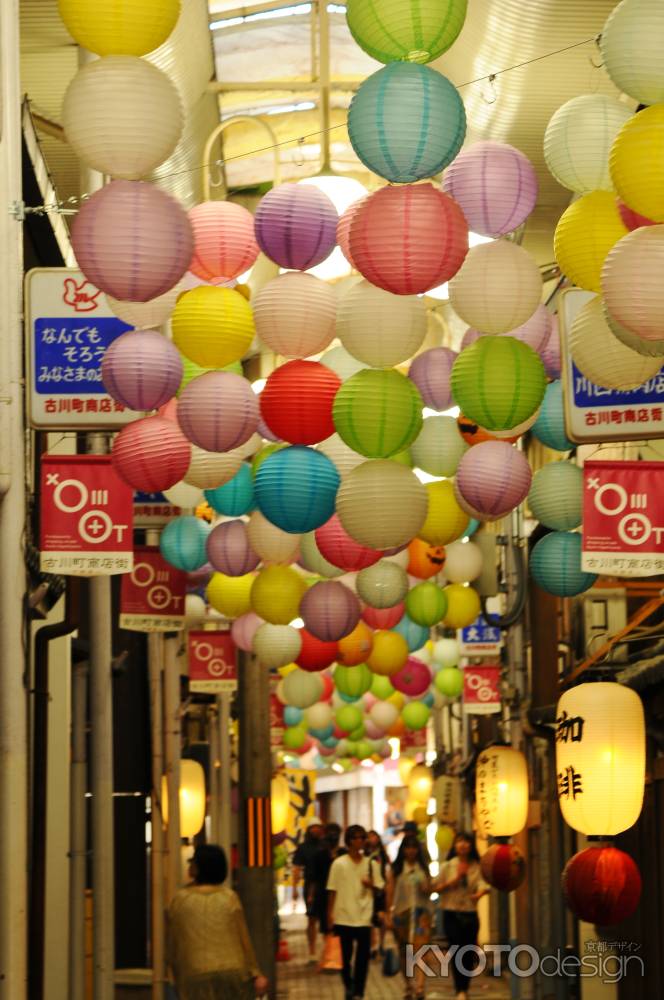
[458,615,502,655]
[120,547,186,632]
[188,630,237,693]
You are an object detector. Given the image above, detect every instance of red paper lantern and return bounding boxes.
[112,415,191,492]
[562,847,642,925]
[362,603,405,629]
[480,843,526,892]
[296,629,339,672]
[315,514,383,572]
[188,201,259,282]
[319,672,335,701]
[348,183,468,295]
[337,196,366,268]
[260,360,341,445]
[391,657,432,697]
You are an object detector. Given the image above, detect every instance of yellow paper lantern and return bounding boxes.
[442,584,480,629]
[436,823,455,857]
[553,191,628,293]
[162,759,206,839]
[387,690,406,711]
[250,565,307,625]
[278,661,298,678]
[58,0,181,56]
[408,763,433,803]
[412,805,429,827]
[206,572,254,619]
[418,480,469,546]
[555,682,645,836]
[475,745,528,838]
[366,629,409,676]
[610,102,664,223]
[271,773,290,834]
[172,287,255,369]
[397,755,417,785]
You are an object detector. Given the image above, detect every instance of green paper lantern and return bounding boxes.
[451,336,546,432]
[354,739,374,760]
[434,667,464,698]
[335,663,373,699]
[283,725,308,750]
[406,581,448,627]
[336,703,364,733]
[402,700,431,730]
[333,369,423,458]
[251,442,286,477]
[528,461,583,531]
[346,0,468,65]
[371,674,395,700]
[349,724,366,741]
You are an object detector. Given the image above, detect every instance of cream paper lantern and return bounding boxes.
[600,0,664,106]
[163,481,204,510]
[161,759,206,839]
[434,774,461,824]
[443,540,483,583]
[317,433,366,479]
[253,623,302,668]
[369,700,399,731]
[336,460,429,550]
[106,281,184,329]
[63,56,183,180]
[336,279,427,368]
[475,745,529,838]
[356,560,409,609]
[408,763,433,804]
[320,344,365,381]
[307,701,335,730]
[543,95,634,194]
[253,272,337,358]
[568,295,661,390]
[411,415,468,478]
[183,446,243,490]
[448,241,542,334]
[282,667,325,709]
[555,682,645,836]
[247,510,301,565]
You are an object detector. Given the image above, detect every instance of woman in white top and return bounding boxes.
[386,835,432,1000]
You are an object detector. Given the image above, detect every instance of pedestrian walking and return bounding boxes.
[365,830,390,958]
[386,834,432,1000]
[292,816,326,963]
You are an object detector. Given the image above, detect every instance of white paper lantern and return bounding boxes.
[163,480,204,510]
[317,433,366,479]
[63,56,183,180]
[282,666,325,708]
[448,242,542,334]
[381,548,410,571]
[569,295,661,390]
[411,415,468,478]
[253,623,303,669]
[183,446,243,490]
[443,540,483,583]
[600,0,664,106]
[602,226,664,346]
[320,344,365,381]
[253,272,337,358]
[543,95,634,194]
[369,700,399,730]
[356,560,409,609]
[433,637,460,668]
[247,510,301,565]
[336,460,428,550]
[475,746,528,838]
[336,279,427,368]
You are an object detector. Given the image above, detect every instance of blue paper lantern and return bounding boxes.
[309,724,335,741]
[463,518,480,538]
[283,705,304,727]
[347,63,466,184]
[338,691,362,703]
[530,531,597,597]
[322,736,338,749]
[160,516,211,571]
[392,613,430,652]
[421,691,435,708]
[254,445,340,533]
[531,381,573,452]
[205,463,254,516]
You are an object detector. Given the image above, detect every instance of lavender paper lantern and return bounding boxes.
[102,329,182,411]
[300,580,361,642]
[408,347,457,411]
[72,180,193,302]
[177,371,259,453]
[206,520,260,577]
[254,183,338,271]
[541,315,561,379]
[455,441,532,520]
[506,304,553,355]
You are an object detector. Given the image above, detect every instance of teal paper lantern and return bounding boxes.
[346,0,468,64]
[284,706,304,727]
[530,531,597,597]
[421,691,434,708]
[335,663,373,699]
[333,369,423,459]
[392,613,430,652]
[531,381,573,452]
[205,462,254,516]
[451,336,546,432]
[254,445,340,533]
[160,516,211,571]
[528,462,583,531]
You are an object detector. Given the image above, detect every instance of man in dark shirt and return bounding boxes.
[292,817,325,963]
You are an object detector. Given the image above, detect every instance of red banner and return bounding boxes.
[463,664,501,714]
[583,459,664,576]
[188,630,237,693]
[40,454,133,575]
[400,728,427,750]
[119,546,186,632]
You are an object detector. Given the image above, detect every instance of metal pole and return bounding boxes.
[163,636,181,902]
[69,660,88,1000]
[208,704,221,843]
[147,633,166,1000]
[218,693,232,862]
[318,0,331,170]
[0,1,28,995]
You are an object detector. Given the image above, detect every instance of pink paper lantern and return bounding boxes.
[101,329,182,411]
[188,201,259,282]
[391,657,432,697]
[232,611,264,652]
[442,140,538,237]
[112,415,191,492]
[362,602,405,629]
[506,304,553,355]
[72,180,193,302]
[337,197,366,268]
[408,347,457,411]
[349,183,468,295]
[254,183,338,270]
[177,371,259,453]
[300,580,361,642]
[364,719,384,740]
[315,514,383,572]
[206,520,260,577]
[602,226,664,343]
[455,440,532,520]
[460,329,482,350]
[541,316,561,379]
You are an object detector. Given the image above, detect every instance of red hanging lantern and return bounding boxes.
[480,843,526,892]
[362,602,405,630]
[562,846,642,925]
[315,513,382,572]
[260,360,341,445]
[296,629,339,672]
[112,415,191,492]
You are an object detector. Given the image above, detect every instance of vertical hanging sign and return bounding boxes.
[119,547,186,632]
[463,664,501,714]
[188,630,237,693]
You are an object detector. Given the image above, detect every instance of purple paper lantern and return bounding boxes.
[177,371,259,453]
[507,304,553,355]
[391,657,432,697]
[442,140,538,238]
[408,347,457,411]
[206,520,260,577]
[102,329,183,411]
[231,611,264,652]
[72,180,193,302]
[455,440,532,520]
[542,315,561,379]
[254,183,338,271]
[300,580,361,643]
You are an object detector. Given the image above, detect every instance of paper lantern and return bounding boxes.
[406,582,447,627]
[231,611,263,653]
[163,759,205,840]
[366,630,409,676]
[315,514,382,572]
[448,242,541,334]
[443,540,483,583]
[160,516,210,571]
[298,531,345,579]
[442,141,537,237]
[163,480,203,510]
[336,461,428,550]
[57,0,180,56]
[72,181,192,303]
[112,415,190,491]
[411,416,468,478]
[320,345,365,383]
[254,624,303,669]
[541,316,561,380]
[569,295,662,390]
[349,184,468,295]
[442,584,480,629]
[392,613,429,652]
[176,371,258,453]
[300,581,361,642]
[528,462,583,532]
[106,280,184,330]
[333,369,423,460]
[408,347,457,412]
[402,701,430,731]
[251,565,307,625]
[336,197,365,269]
[307,701,334,732]
[255,446,340,534]
[601,0,664,105]
[436,824,455,857]
[296,630,338,672]
[556,681,645,836]
[602,226,664,347]
[345,0,466,63]
[618,199,656,230]
[283,726,308,751]
[543,95,633,194]
[337,280,427,369]
[455,441,531,521]
[433,638,460,668]
[254,183,338,270]
[408,764,433,803]
[206,520,259,577]
[391,658,432,698]
[271,774,290,835]
[171,286,254,368]
[418,480,469,546]
[554,191,628,294]
[188,201,258,282]
[475,745,528,837]
[434,667,463,698]
[348,64,465,184]
[336,703,364,734]
[504,304,553,356]
[253,273,336,359]
[397,755,416,785]
[316,434,366,480]
[604,307,664,359]
[363,603,405,630]
[530,381,572,452]
[563,847,642,925]
[530,532,597,597]
[247,510,300,565]
[206,572,254,618]
[337,621,374,666]
[63,56,182,180]
[481,844,526,893]
[407,538,446,579]
[260,361,341,446]
[356,561,408,609]
[183,446,243,490]
[101,329,182,411]
[369,700,399,730]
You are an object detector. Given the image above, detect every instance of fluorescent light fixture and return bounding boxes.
[211,3,345,30]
